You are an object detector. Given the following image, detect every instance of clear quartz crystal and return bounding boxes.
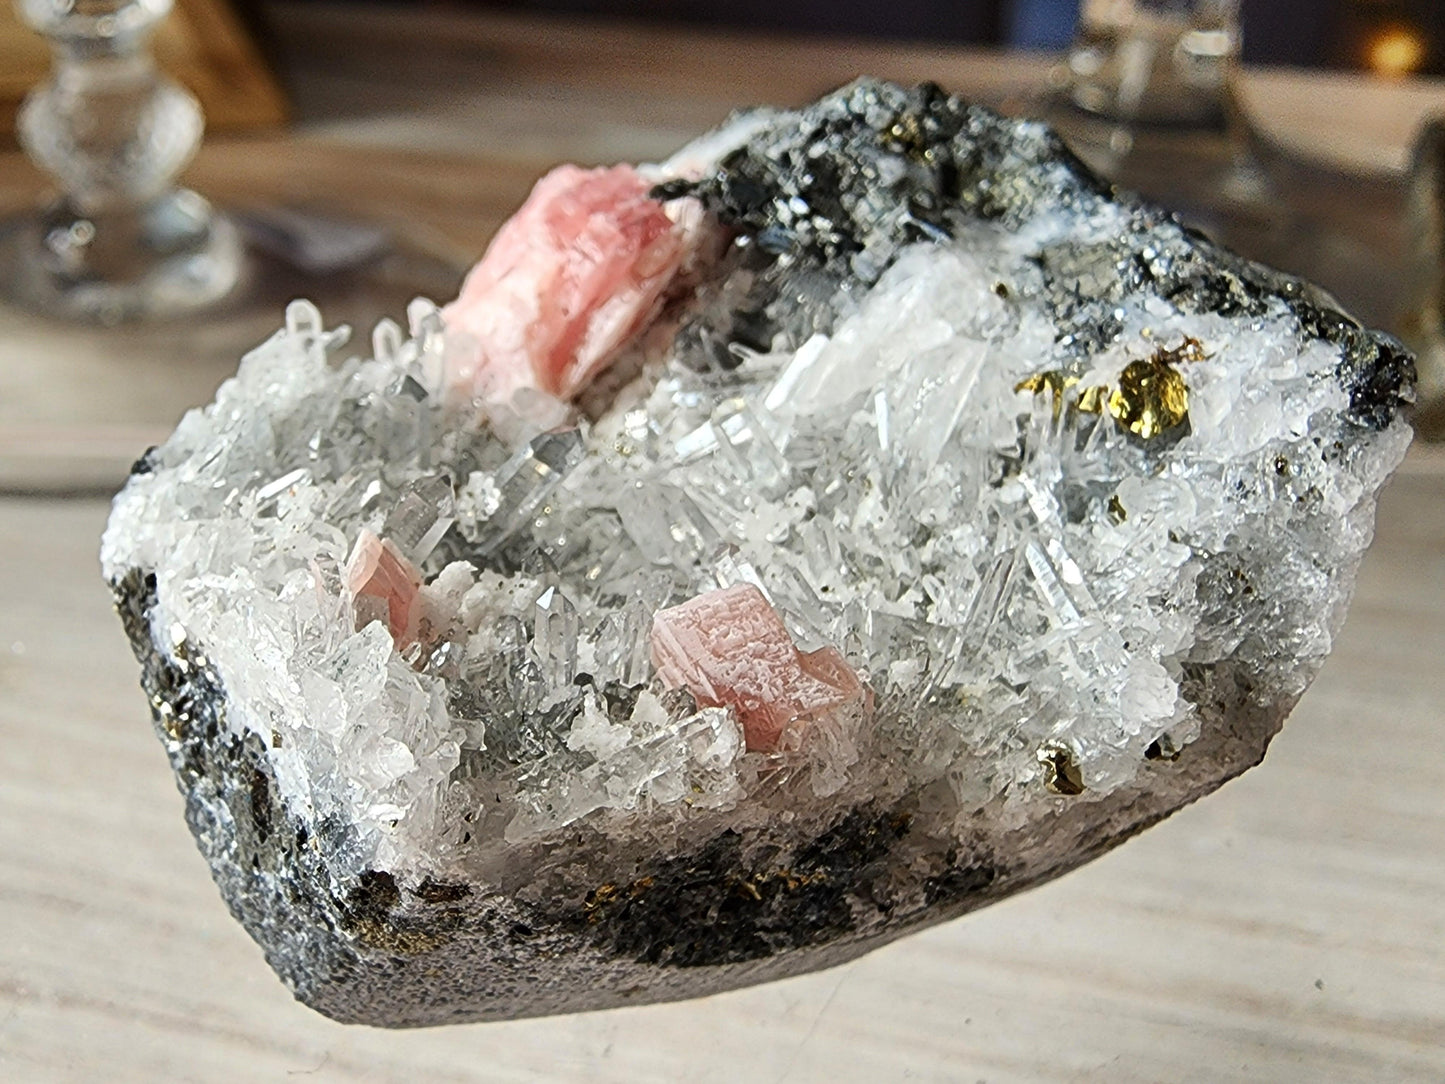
[532,586,578,687]
[101,87,1411,886]
[384,475,456,561]
[472,429,585,556]
[507,695,741,842]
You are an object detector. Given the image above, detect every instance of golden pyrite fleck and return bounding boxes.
[1107,357,1190,439]
[1014,370,1079,421]
[1017,338,1197,440]
[1037,744,1086,796]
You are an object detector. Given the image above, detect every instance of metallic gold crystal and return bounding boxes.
[1015,370,1079,420]
[1076,384,1108,414]
[1026,338,1200,437]
[1107,357,1189,439]
[1037,743,1085,795]
[885,111,925,157]
[1158,336,1208,365]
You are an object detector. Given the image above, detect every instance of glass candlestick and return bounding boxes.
[1067,0,1241,131]
[0,0,466,492]
[2,0,243,322]
[1044,0,1250,178]
[1032,0,1286,270]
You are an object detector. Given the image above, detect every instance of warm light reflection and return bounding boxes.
[1366,24,1428,78]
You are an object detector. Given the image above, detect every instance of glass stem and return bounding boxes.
[4,0,243,322]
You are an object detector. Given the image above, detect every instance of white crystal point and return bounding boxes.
[103,78,1413,1026]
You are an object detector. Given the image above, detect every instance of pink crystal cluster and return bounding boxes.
[350,167,869,762]
[442,164,688,404]
[345,530,423,647]
[650,584,866,752]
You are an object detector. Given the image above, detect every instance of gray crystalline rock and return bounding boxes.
[103,80,1414,1026]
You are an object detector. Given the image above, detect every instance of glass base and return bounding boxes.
[0,190,245,324]
[1044,97,1252,190]
[0,211,465,493]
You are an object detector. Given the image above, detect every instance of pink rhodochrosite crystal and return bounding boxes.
[442,164,687,404]
[345,530,423,646]
[651,584,866,751]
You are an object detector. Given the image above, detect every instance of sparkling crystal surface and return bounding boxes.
[102,80,1413,1026]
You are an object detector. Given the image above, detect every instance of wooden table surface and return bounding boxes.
[2,7,1443,1081]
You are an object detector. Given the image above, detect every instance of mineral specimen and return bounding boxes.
[651,583,868,752]
[103,80,1413,1027]
[442,164,695,403]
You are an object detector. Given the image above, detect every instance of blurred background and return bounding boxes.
[3,0,1443,132]
[432,0,1445,72]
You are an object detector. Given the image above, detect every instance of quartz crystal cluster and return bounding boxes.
[103,81,1413,1026]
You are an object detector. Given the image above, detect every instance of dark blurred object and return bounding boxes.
[1243,0,1443,76]
[1404,117,1445,437]
[499,0,1001,42]
[1009,0,1081,49]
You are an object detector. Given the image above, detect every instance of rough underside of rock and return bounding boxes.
[104,80,1413,1026]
